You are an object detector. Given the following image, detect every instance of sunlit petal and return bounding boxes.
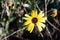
[38,11,44,18]
[31,10,37,17]
[23,17,32,21]
[40,23,46,28]
[26,23,34,33]
[36,22,43,31]
[25,14,30,17]
[38,17,47,23]
[24,21,31,25]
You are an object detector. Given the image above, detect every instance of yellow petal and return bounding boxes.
[26,23,34,33]
[37,25,42,32]
[38,11,44,18]
[23,17,32,21]
[25,14,30,17]
[38,17,47,23]
[41,17,47,22]
[36,22,43,32]
[31,10,37,17]
[40,23,46,28]
[24,21,31,25]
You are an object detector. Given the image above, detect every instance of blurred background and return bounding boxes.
[0,0,60,40]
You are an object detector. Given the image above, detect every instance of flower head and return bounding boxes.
[23,10,47,33]
[51,9,57,17]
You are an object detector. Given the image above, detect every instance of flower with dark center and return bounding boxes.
[23,10,47,33]
[32,18,38,24]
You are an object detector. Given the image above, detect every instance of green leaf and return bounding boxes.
[9,17,16,22]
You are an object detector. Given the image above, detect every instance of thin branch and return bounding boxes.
[2,27,25,40]
[26,0,31,5]
[45,0,52,40]
[46,27,53,40]
[53,18,60,26]
[47,20,60,32]
[45,0,47,16]
[39,32,43,37]
[47,8,54,13]
[1,9,5,20]
[35,3,40,11]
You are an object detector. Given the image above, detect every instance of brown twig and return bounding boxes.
[47,20,60,32]
[2,27,25,40]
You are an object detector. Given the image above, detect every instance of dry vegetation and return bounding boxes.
[0,0,60,40]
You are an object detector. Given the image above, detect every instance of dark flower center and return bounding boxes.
[32,18,38,23]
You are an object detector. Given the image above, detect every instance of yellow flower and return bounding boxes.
[23,10,47,33]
